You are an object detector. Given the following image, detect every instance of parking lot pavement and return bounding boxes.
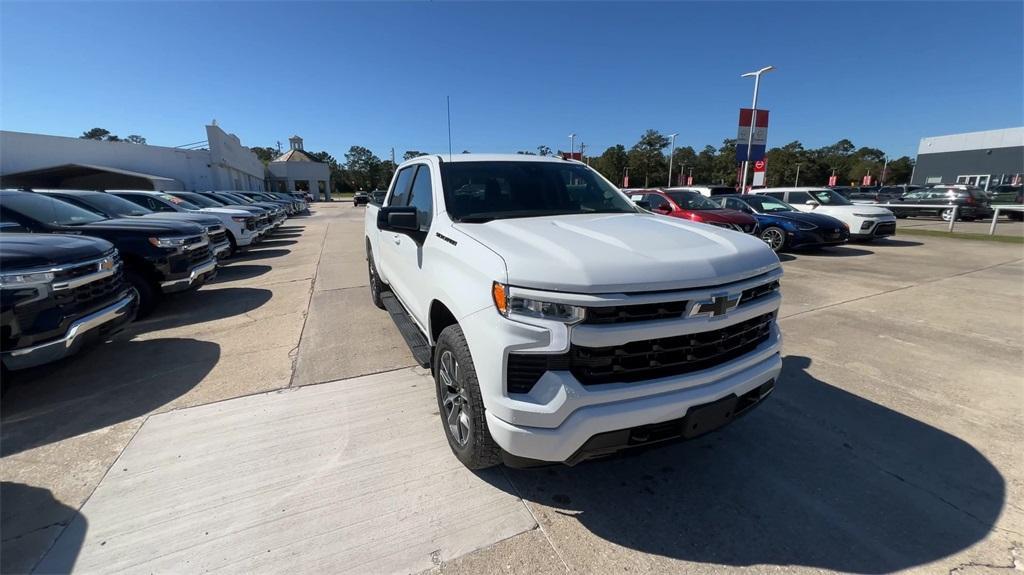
[3,204,1022,574]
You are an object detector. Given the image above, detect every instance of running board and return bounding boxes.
[381,292,432,368]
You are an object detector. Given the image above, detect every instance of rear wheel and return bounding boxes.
[126,270,159,319]
[434,325,501,469]
[760,226,787,252]
[941,208,959,222]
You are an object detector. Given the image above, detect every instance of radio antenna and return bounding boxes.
[446,96,453,162]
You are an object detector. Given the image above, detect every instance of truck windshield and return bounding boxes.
[77,193,152,217]
[3,193,106,226]
[171,193,222,208]
[440,161,638,222]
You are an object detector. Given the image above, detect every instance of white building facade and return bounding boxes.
[0,124,266,192]
[266,136,332,201]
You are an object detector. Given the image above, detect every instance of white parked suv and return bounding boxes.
[750,187,896,241]
[665,185,737,198]
[365,154,783,468]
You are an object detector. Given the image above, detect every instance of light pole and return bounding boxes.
[688,167,694,185]
[568,133,576,158]
[794,163,802,187]
[879,155,888,186]
[667,133,678,187]
[623,166,629,188]
[739,65,775,192]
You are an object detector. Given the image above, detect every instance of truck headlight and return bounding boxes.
[492,282,585,324]
[0,271,55,287]
[231,216,248,223]
[148,236,188,249]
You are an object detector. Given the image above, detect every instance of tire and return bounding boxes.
[126,270,159,319]
[226,232,238,257]
[434,324,501,469]
[941,208,959,222]
[367,250,386,310]
[759,226,787,252]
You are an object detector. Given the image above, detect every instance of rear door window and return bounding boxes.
[788,191,814,204]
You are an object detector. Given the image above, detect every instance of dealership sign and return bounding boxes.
[736,108,769,162]
[752,159,767,187]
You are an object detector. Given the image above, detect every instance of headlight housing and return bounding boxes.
[795,221,818,231]
[0,271,55,287]
[148,236,188,249]
[231,216,248,223]
[492,282,585,324]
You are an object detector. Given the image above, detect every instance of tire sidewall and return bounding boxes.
[760,226,787,252]
[126,270,158,319]
[433,325,500,469]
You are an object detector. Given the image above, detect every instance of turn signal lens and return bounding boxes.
[492,282,508,315]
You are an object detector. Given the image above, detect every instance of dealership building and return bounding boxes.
[0,124,332,199]
[912,127,1023,189]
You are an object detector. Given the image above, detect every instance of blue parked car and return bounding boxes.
[714,194,850,252]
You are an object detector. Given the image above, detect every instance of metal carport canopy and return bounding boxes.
[0,163,184,191]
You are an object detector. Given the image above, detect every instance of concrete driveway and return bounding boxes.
[2,204,1021,574]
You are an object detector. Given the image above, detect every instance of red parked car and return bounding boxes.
[628,189,759,234]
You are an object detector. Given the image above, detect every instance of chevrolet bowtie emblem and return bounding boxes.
[689,294,741,318]
[97,257,115,271]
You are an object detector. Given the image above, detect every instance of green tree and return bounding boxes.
[344,146,382,191]
[250,146,278,163]
[627,130,670,187]
[712,139,738,185]
[884,156,915,184]
[592,145,628,184]
[537,145,552,157]
[126,135,146,145]
[403,150,429,161]
[670,146,698,186]
[80,128,111,140]
[376,160,397,189]
[516,150,536,155]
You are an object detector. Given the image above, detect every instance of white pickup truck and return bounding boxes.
[365,154,783,468]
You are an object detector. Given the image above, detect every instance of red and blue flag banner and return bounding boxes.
[736,108,769,162]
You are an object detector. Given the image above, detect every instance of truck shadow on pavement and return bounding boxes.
[210,264,272,283]
[1,338,218,457]
[1,482,85,575]
[129,287,273,335]
[500,355,1004,574]
[231,248,292,262]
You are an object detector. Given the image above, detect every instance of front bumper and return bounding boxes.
[460,276,783,464]
[212,240,231,259]
[1,293,137,370]
[850,217,897,239]
[160,258,217,293]
[788,228,849,248]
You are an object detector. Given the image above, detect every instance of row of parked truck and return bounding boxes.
[0,188,308,373]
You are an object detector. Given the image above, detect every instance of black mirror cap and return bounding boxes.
[377,206,419,233]
[634,200,651,210]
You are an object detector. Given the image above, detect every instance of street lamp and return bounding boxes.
[794,162,802,187]
[667,133,678,187]
[739,65,775,192]
[568,133,576,158]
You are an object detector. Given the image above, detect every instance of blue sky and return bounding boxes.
[2,2,1021,160]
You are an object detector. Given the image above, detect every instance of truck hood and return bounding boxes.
[76,218,204,235]
[198,207,254,217]
[454,213,780,293]
[139,213,222,227]
[0,233,114,270]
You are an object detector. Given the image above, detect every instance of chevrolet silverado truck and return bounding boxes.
[1,190,216,317]
[365,154,783,469]
[1,233,136,371]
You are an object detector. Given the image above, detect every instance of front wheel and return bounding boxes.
[941,208,959,222]
[367,250,386,310]
[434,325,501,469]
[760,226,787,252]
[126,270,159,319]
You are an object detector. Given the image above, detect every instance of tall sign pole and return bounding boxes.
[738,66,774,191]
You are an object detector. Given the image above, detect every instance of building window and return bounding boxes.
[295,180,310,192]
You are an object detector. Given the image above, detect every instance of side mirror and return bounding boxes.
[656,205,672,214]
[634,200,651,210]
[805,200,819,208]
[377,206,420,236]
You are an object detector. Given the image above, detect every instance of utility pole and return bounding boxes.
[879,155,888,186]
[391,147,395,164]
[667,133,678,187]
[623,166,629,188]
[688,167,694,185]
[568,133,576,158]
[794,163,802,187]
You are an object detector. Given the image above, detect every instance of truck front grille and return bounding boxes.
[584,300,689,324]
[188,246,211,265]
[506,312,776,392]
[570,312,775,384]
[209,230,227,245]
